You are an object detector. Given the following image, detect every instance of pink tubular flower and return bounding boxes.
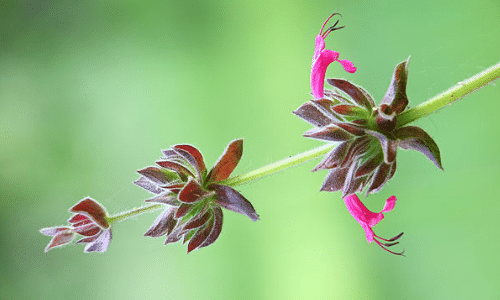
[311,12,357,99]
[344,194,404,255]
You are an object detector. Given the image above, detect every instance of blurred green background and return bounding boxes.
[1,0,499,299]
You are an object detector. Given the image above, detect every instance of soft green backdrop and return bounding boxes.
[1,0,499,299]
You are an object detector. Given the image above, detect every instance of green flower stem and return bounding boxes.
[397,61,500,127]
[220,143,334,187]
[107,203,162,224]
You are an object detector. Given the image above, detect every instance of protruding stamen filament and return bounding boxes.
[373,232,405,256]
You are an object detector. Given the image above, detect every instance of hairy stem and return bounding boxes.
[220,143,334,187]
[397,61,500,127]
[107,203,162,224]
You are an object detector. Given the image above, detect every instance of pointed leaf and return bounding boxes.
[164,227,183,245]
[303,125,352,142]
[394,126,443,169]
[210,184,259,221]
[40,226,71,236]
[311,98,343,122]
[137,167,179,185]
[340,136,372,168]
[72,223,100,237]
[207,139,243,183]
[366,163,392,194]
[313,141,351,171]
[134,176,164,194]
[175,203,194,219]
[69,198,109,229]
[320,167,349,192]
[327,79,375,110]
[355,151,384,177]
[44,231,75,252]
[173,146,204,180]
[293,102,333,127]
[156,160,194,181]
[187,215,215,253]
[381,57,410,114]
[178,178,213,203]
[332,105,369,119]
[144,207,177,237]
[173,144,206,174]
[200,207,223,248]
[145,192,179,206]
[366,130,398,164]
[83,230,112,253]
[336,123,365,136]
[184,210,212,230]
[342,161,364,197]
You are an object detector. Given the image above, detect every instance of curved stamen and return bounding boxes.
[373,232,405,256]
[320,12,344,38]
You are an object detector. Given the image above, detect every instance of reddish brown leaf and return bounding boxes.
[327,79,375,110]
[137,167,179,185]
[313,141,351,171]
[207,139,243,183]
[44,231,75,252]
[200,207,223,248]
[173,146,205,180]
[303,125,352,142]
[293,101,333,127]
[175,203,194,219]
[82,230,112,253]
[184,210,212,230]
[366,163,391,194]
[320,167,349,192]
[173,144,206,174]
[156,160,194,181]
[395,126,443,170]
[187,216,215,253]
[211,184,259,221]
[178,178,213,203]
[381,57,410,114]
[69,198,109,229]
[144,207,177,237]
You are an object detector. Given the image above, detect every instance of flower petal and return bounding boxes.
[338,59,357,73]
[69,198,109,229]
[207,139,244,183]
[210,184,259,221]
[311,49,340,99]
